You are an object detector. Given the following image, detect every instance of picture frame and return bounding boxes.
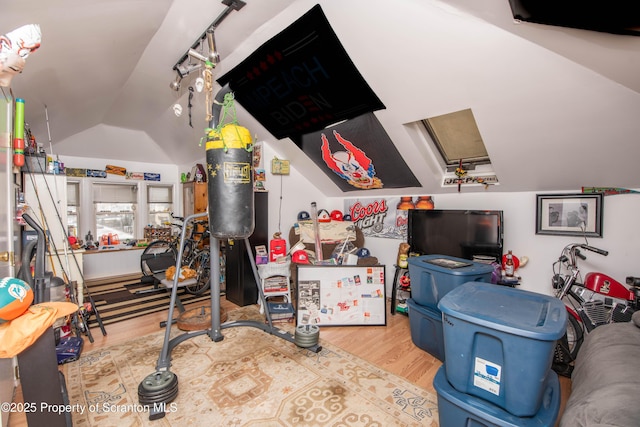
[536,193,604,237]
[296,265,386,326]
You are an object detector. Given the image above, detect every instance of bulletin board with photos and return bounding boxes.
[296,265,386,326]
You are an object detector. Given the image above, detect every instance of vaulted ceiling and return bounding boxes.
[3,0,639,196]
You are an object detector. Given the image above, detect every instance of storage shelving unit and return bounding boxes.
[257,261,292,316]
[390,266,410,315]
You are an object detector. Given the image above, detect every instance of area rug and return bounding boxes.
[65,306,439,426]
[85,276,212,327]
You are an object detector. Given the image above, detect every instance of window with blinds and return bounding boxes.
[67,181,80,238]
[147,185,173,226]
[93,183,137,240]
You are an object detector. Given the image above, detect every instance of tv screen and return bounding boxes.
[508,0,640,36]
[408,209,503,262]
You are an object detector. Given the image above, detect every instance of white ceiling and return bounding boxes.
[3,0,640,196]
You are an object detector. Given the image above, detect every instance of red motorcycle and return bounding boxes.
[552,243,640,362]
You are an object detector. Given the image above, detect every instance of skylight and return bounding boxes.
[418,108,498,188]
[421,108,489,169]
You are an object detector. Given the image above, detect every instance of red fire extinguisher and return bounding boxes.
[269,232,286,262]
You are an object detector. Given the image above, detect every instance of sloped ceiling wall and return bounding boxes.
[3,0,639,197]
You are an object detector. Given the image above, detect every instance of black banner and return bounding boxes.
[217,4,385,141]
[301,113,421,191]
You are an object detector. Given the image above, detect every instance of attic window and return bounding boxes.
[421,108,490,171]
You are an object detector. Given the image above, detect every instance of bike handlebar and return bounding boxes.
[560,243,609,265]
[170,212,185,222]
[581,244,609,256]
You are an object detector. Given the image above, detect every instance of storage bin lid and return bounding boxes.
[407,254,494,275]
[438,282,567,340]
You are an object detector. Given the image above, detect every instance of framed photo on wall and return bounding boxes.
[536,193,604,237]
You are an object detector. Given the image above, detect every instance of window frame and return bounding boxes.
[147,184,174,227]
[420,108,491,171]
[92,183,138,241]
[66,180,80,238]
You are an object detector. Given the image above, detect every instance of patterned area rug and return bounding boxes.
[65,306,439,426]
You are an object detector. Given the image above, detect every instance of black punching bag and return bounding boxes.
[206,84,254,239]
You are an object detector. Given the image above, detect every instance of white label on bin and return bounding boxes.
[473,357,501,396]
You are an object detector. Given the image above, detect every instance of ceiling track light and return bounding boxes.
[177,61,203,77]
[171,0,245,72]
[169,74,182,91]
[206,28,220,65]
[187,49,208,63]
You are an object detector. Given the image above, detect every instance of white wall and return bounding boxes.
[83,248,145,280]
[260,143,331,238]
[346,191,640,297]
[60,150,640,297]
[260,143,640,298]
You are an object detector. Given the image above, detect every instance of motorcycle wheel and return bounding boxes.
[565,314,584,360]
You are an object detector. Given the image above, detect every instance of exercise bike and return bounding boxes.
[552,243,640,363]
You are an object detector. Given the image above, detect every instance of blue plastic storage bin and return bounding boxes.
[407,254,494,310]
[438,282,567,417]
[407,298,445,361]
[433,366,561,427]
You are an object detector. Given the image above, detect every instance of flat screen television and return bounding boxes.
[408,209,504,262]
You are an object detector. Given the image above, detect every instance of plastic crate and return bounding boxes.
[144,226,172,240]
[433,366,560,427]
[22,154,46,173]
[407,298,445,361]
[407,254,494,310]
[438,282,566,417]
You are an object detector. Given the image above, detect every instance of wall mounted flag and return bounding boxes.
[582,187,640,195]
[301,113,420,191]
[217,4,385,141]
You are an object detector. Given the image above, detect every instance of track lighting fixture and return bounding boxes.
[176,62,203,78]
[170,0,245,78]
[206,28,220,65]
[169,0,246,125]
[169,74,181,91]
[187,49,208,64]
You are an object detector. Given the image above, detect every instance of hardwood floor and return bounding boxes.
[9,297,571,426]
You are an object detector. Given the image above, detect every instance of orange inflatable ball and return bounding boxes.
[0,277,34,321]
